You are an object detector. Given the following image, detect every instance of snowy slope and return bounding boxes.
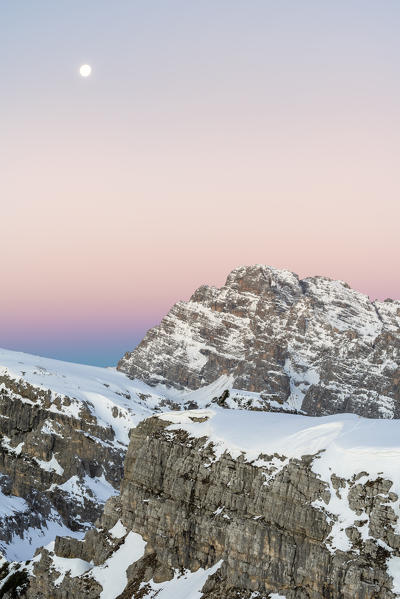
[0,347,170,444]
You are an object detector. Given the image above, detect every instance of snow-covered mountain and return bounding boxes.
[118,265,400,418]
[0,264,399,598]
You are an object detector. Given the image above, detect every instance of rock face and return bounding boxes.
[0,348,171,561]
[118,265,400,418]
[0,373,120,556]
[20,410,400,599]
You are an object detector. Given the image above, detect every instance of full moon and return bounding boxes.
[79,64,92,77]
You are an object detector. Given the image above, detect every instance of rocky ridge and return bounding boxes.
[18,408,400,599]
[0,348,176,562]
[118,265,400,419]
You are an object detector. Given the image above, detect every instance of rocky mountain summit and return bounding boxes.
[118,265,400,419]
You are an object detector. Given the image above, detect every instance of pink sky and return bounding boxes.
[1,1,399,364]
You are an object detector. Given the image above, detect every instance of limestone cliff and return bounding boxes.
[17,408,400,599]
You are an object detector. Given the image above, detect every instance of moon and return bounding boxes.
[79,64,92,78]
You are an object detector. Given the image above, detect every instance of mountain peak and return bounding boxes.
[117,264,400,418]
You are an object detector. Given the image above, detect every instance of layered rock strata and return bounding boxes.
[19,410,400,599]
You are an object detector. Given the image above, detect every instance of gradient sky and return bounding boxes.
[1,1,399,366]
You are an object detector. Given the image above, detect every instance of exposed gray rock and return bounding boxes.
[22,414,400,598]
[0,374,123,557]
[0,350,170,561]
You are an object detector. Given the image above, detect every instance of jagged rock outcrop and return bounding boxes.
[118,265,400,418]
[0,349,170,561]
[0,373,122,555]
[20,409,400,598]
